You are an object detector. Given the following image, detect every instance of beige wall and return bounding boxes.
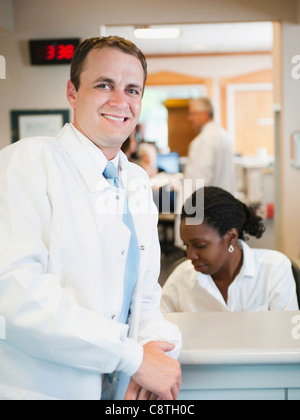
[0,0,14,32]
[0,35,72,149]
[11,0,299,34]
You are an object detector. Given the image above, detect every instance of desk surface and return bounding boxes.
[164,311,300,366]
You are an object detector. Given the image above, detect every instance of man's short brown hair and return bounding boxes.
[70,36,148,91]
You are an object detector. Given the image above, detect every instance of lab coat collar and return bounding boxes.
[238,240,256,279]
[70,123,121,172]
[57,123,131,193]
[201,120,216,134]
[195,240,256,309]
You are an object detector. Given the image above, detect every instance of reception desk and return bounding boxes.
[164,312,300,400]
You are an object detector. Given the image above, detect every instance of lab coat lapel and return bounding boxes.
[58,124,108,193]
[119,153,158,341]
[119,152,154,245]
[58,124,129,250]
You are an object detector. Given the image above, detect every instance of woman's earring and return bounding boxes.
[228,245,235,253]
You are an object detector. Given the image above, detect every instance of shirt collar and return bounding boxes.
[59,123,131,192]
[201,120,215,133]
[196,240,256,285]
[239,240,256,278]
[71,123,120,174]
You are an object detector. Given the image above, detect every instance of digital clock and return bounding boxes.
[29,39,80,65]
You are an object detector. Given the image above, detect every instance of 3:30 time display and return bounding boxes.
[46,44,76,61]
[29,39,80,65]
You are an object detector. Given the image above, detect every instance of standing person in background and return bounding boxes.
[184,98,235,194]
[0,36,181,401]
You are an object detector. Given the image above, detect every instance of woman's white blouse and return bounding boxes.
[161,241,299,313]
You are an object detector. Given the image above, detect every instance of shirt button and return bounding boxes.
[111,314,116,320]
[140,245,145,251]
[121,250,126,256]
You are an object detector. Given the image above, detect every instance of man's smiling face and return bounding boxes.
[67,47,144,159]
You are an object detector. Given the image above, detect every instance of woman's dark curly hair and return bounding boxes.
[181,186,266,241]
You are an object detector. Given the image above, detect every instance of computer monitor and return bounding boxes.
[156,152,180,174]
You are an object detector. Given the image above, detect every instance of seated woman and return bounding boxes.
[161,187,299,312]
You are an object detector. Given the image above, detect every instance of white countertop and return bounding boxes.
[164,312,300,366]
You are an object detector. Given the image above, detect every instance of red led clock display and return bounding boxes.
[30,39,80,65]
[45,44,76,61]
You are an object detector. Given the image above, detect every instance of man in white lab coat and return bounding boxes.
[184,98,235,194]
[0,37,181,400]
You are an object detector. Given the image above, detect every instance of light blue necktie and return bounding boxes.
[103,162,140,324]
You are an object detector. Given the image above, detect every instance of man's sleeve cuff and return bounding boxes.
[117,338,144,377]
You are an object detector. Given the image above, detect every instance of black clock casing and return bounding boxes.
[29,39,80,65]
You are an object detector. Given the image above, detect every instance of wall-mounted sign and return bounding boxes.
[291,131,300,169]
[11,110,70,143]
[29,39,80,65]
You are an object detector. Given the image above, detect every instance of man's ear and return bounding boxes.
[67,80,77,108]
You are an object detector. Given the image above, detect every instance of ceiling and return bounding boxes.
[103,22,273,56]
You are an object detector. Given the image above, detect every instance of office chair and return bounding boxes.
[291,261,300,309]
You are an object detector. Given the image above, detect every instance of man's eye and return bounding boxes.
[127,89,139,95]
[97,84,110,90]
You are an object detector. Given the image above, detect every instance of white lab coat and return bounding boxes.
[184,121,235,194]
[0,124,181,400]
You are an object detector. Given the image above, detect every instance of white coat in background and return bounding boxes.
[0,124,181,400]
[184,121,235,195]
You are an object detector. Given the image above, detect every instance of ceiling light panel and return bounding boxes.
[134,27,181,40]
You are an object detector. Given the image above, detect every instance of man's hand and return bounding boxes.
[124,341,182,400]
